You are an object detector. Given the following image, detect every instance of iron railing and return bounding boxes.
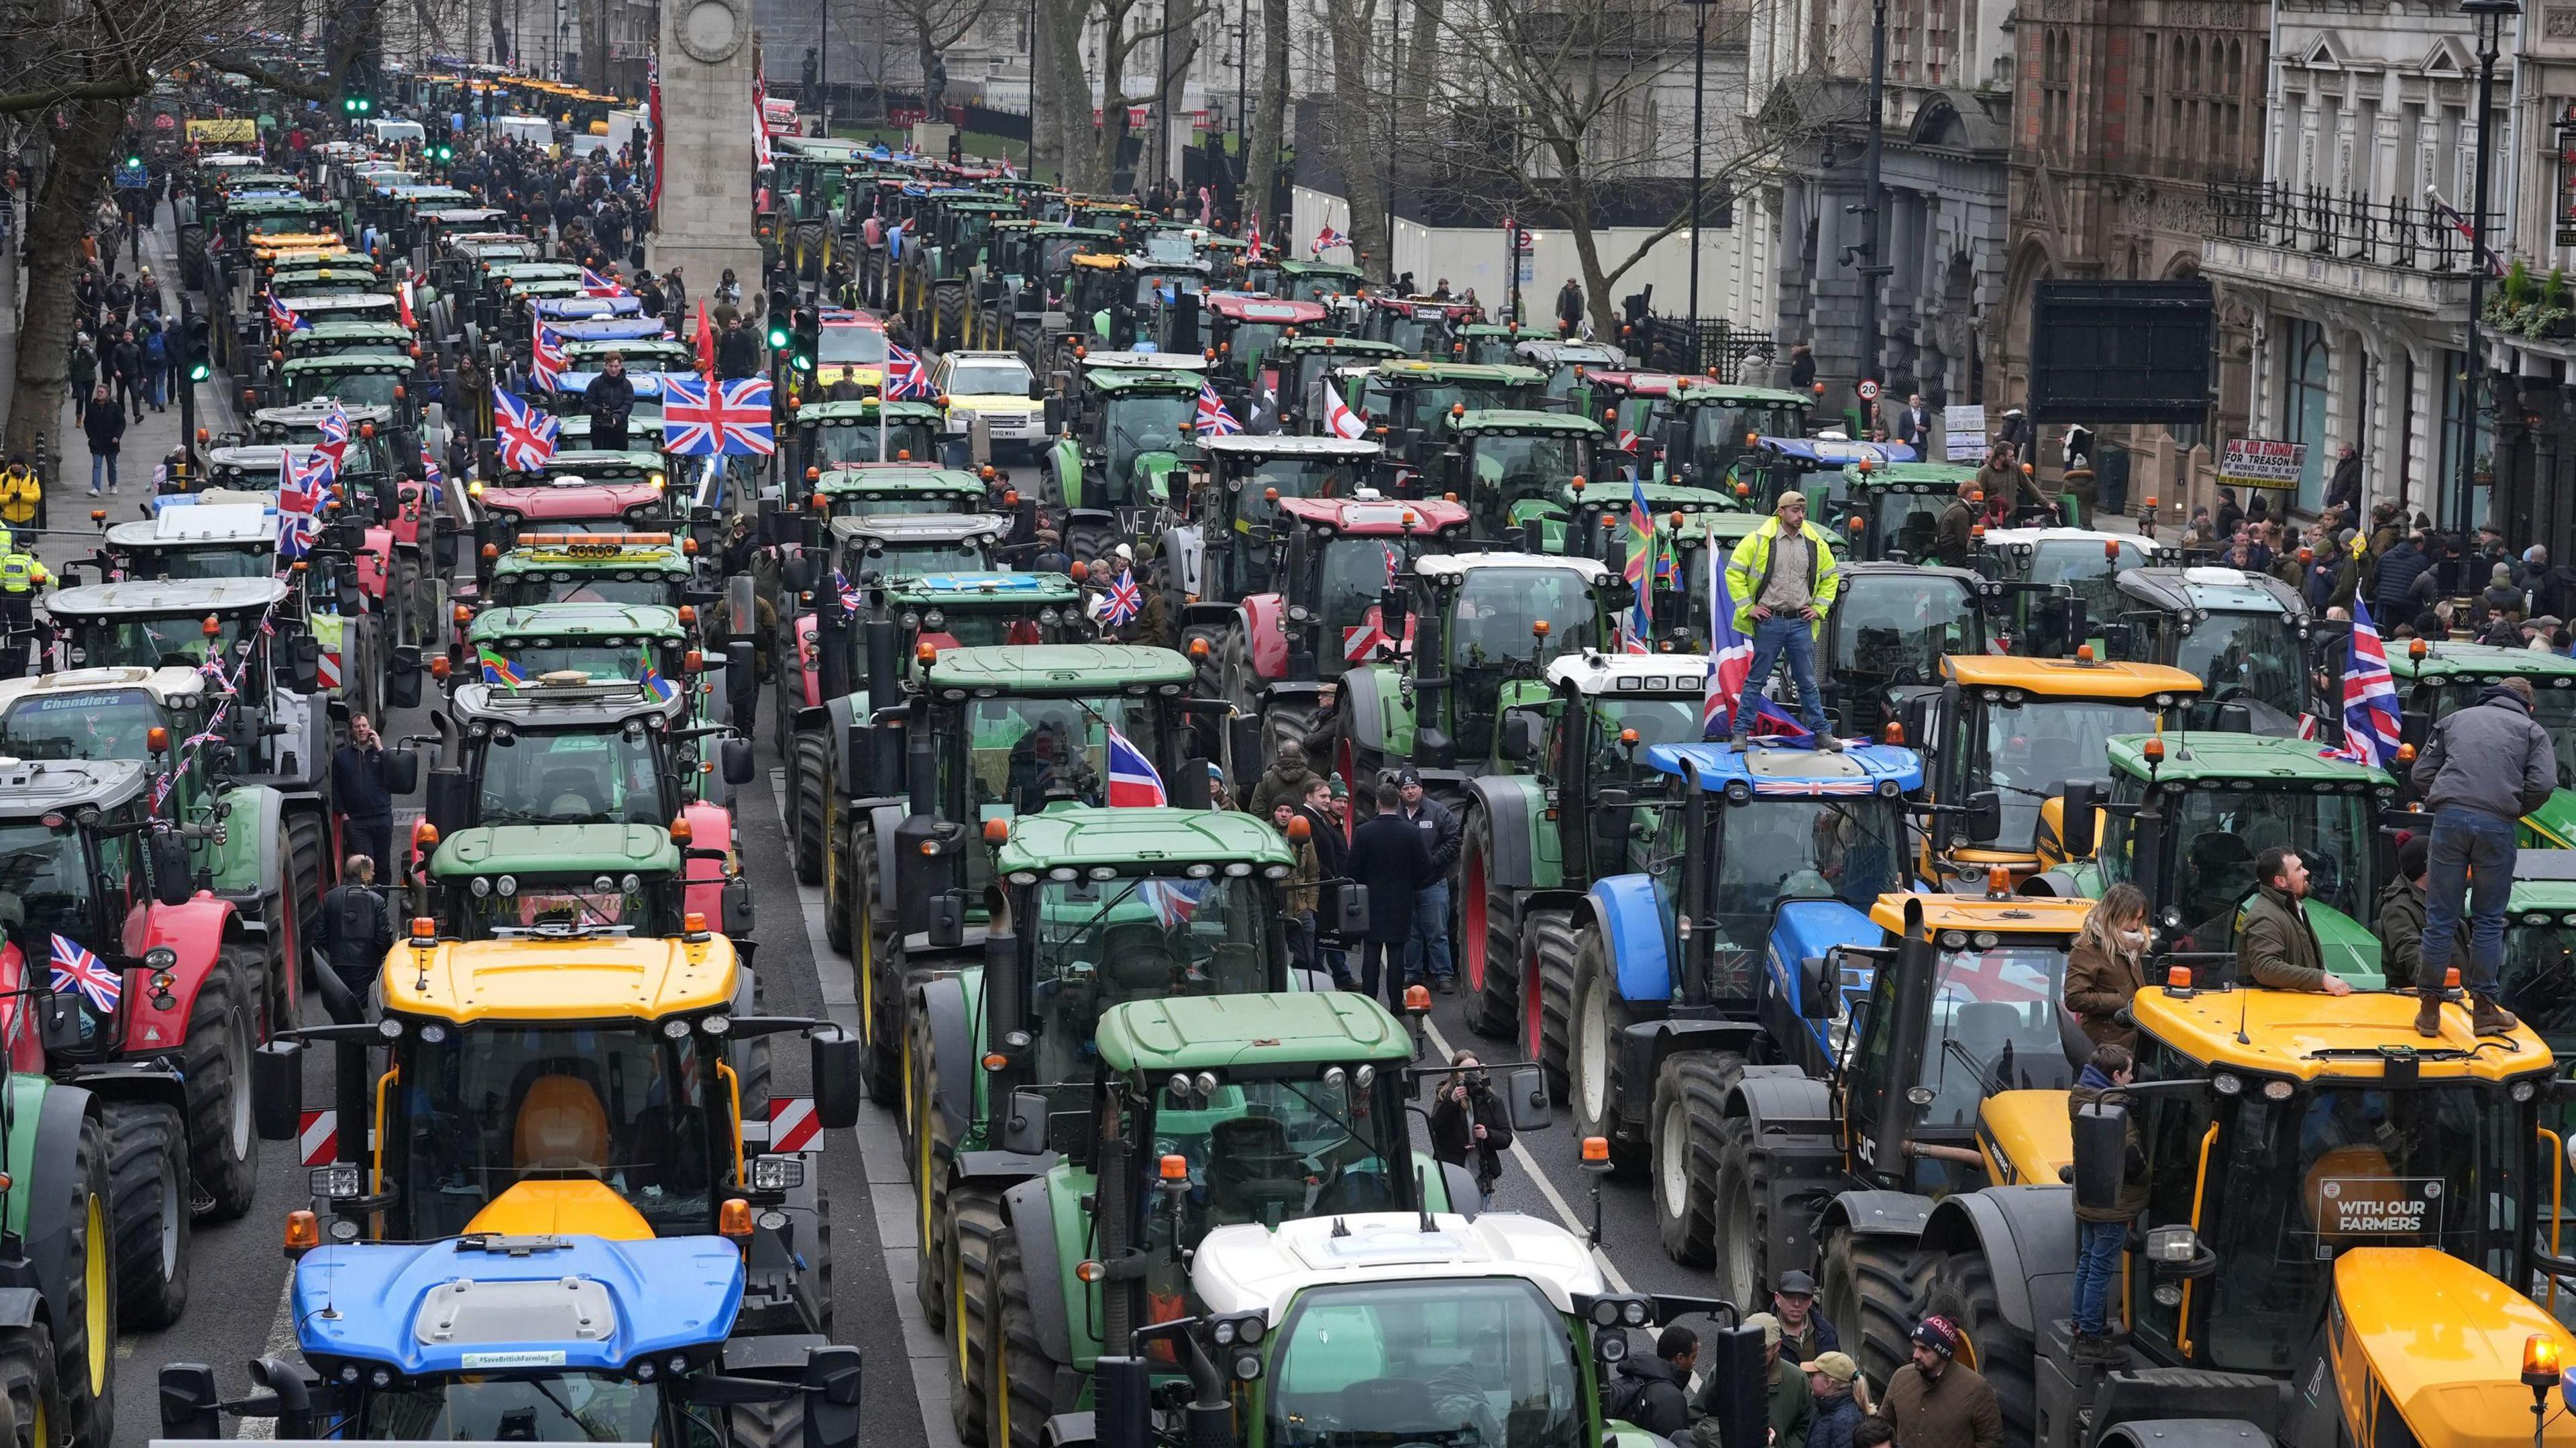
[1633,317,1778,382]
[2206,179,2494,274]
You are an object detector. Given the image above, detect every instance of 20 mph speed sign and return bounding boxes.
[1857,379,1881,402]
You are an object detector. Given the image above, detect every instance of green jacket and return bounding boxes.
[2239,882,2328,991]
[1725,517,1841,638]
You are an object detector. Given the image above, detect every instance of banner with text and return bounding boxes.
[1943,405,1987,463]
[2218,438,2306,490]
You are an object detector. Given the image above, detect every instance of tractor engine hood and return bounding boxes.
[2328,1248,2576,1448]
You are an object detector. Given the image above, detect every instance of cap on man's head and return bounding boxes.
[2397,835,2430,880]
[1397,766,1424,788]
[1802,1352,1859,1384]
[1775,490,1807,513]
[1742,1312,1783,1348]
[1776,1269,1817,1297]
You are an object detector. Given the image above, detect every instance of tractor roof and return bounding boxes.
[290,320,412,341]
[1870,892,2094,937]
[828,513,1010,546]
[1201,435,1383,460]
[255,400,395,425]
[1098,991,1409,1075]
[0,666,205,713]
[1546,651,1715,696]
[292,1235,744,1374]
[277,353,407,373]
[1568,480,1737,513]
[1939,656,2202,700]
[1513,340,1625,366]
[511,450,668,478]
[1194,1211,1605,1321]
[1371,360,1544,386]
[924,642,1195,691]
[996,805,1293,874]
[1754,436,1916,467]
[493,537,692,574]
[1978,527,2170,563]
[796,399,945,423]
[1670,380,1811,407]
[0,757,152,814]
[428,822,683,878]
[2506,852,2576,911]
[2387,641,2576,682]
[466,603,686,641]
[1275,496,1469,533]
[816,464,985,494]
[386,931,735,1023]
[451,678,683,728]
[1453,409,1603,437]
[48,577,290,618]
[107,504,276,548]
[1205,295,1329,323]
[1642,741,1924,794]
[888,571,1082,603]
[2132,979,2554,1082]
[1411,552,1611,584]
[1081,368,1205,395]
[1273,337,1405,358]
[2104,731,2394,786]
[2112,566,2305,617]
[1841,462,1979,488]
[1277,259,1365,276]
[1583,370,1686,395]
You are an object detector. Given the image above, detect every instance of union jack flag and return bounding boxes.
[266,295,309,335]
[1105,725,1167,807]
[1311,225,1346,257]
[529,326,568,392]
[313,404,352,476]
[581,266,627,298]
[2323,598,2404,770]
[1140,878,1207,929]
[277,449,329,560]
[1700,533,1814,744]
[1195,384,1242,437]
[833,569,862,620]
[493,387,560,473]
[1102,568,1142,629]
[883,342,934,401]
[419,440,444,508]
[49,934,119,1014]
[661,375,777,457]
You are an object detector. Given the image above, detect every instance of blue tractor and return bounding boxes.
[156,1233,864,1445]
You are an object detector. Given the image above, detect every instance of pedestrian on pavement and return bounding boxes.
[110,327,144,421]
[82,384,122,497]
[584,350,635,452]
[1693,1312,1809,1448]
[2376,834,2464,993]
[2326,442,2362,518]
[1786,342,1816,393]
[1772,1270,1839,1364]
[1249,738,1317,817]
[1428,1050,1511,1194]
[2068,1043,2147,1363]
[1874,1316,2000,1448]
[1273,800,1321,970]
[2063,882,2149,1051]
[1394,768,1461,991]
[1804,1353,1872,1448]
[2372,530,2433,625]
[1346,780,1432,1012]
[1555,277,1585,335]
[331,714,396,882]
[317,854,394,1021]
[1934,474,1979,568]
[2237,847,2353,996]
[0,458,36,535]
[66,336,93,424]
[1607,1327,1697,1442]
[2412,674,2557,1035]
[1722,490,1841,749]
[140,316,169,411]
[1299,776,1351,985]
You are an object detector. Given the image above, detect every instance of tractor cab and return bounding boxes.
[1428,410,1605,541]
[791,399,946,474]
[1659,380,1813,488]
[806,464,994,526]
[462,605,702,715]
[1187,439,1389,599]
[1356,293,1479,355]
[823,513,1012,588]
[1452,322,1525,367]
[1817,562,1995,737]
[1043,369,1205,560]
[423,819,730,942]
[1351,362,1547,486]
[1193,294,1332,401]
[470,469,679,564]
[1582,370,1688,474]
[2386,641,2576,848]
[1735,435,1915,514]
[276,319,414,364]
[1264,260,1368,305]
[1974,528,2176,656]
[1512,338,1625,403]
[98,502,279,581]
[1269,335,1408,433]
[2099,566,2313,735]
[1827,461,1981,562]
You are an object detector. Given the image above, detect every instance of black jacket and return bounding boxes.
[1300,802,1347,882]
[2371,543,2431,621]
[716,328,759,380]
[1430,1077,1512,1182]
[584,370,635,425]
[332,741,393,821]
[1400,796,1462,876]
[2325,454,2363,516]
[318,882,392,982]
[82,404,123,455]
[1345,813,1430,944]
[1609,1355,1695,1439]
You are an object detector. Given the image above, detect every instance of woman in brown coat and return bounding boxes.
[2064,882,2149,1051]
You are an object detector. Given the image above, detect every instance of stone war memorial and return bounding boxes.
[649,0,762,299]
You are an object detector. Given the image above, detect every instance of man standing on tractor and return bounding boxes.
[1935,474,1979,568]
[1723,490,1842,751]
[2239,847,2353,997]
[2412,674,2558,1035]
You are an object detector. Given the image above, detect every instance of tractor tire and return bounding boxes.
[948,1185,1005,1447]
[1011,321,1044,370]
[813,1178,837,1337]
[910,1001,957,1334]
[54,1108,113,1448]
[1918,1243,2037,1447]
[1568,929,1642,1170]
[101,1099,189,1330]
[0,1322,55,1448]
[1521,909,1580,1100]
[1063,519,1118,569]
[1711,1111,1772,1309]
[989,1225,1065,1448]
[935,291,969,354]
[852,835,902,1104]
[1256,695,1321,770]
[729,1392,809,1448]
[792,729,829,886]
[284,810,328,988]
[822,809,852,955]
[1460,812,1515,1040]
[394,553,427,652]
[1819,1227,1924,1394]
[182,956,260,1220]
[1650,1052,1742,1268]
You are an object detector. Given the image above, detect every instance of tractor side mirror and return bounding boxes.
[720,737,755,786]
[1503,1066,1550,1133]
[384,746,421,795]
[1963,788,2002,845]
[32,989,83,1056]
[2070,1092,2129,1215]
[2098,620,2133,660]
[386,646,423,711]
[1379,585,1408,635]
[2059,780,2100,859]
[2213,701,2253,734]
[925,891,965,949]
[799,1345,866,1448]
[1499,708,1544,764]
[150,831,195,907]
[1326,880,1370,937]
[286,634,321,694]
[1797,954,1837,1019]
[1001,1088,1050,1155]
[1043,395,1063,434]
[782,554,813,594]
[156,1363,223,1441]
[721,874,754,937]
[1028,375,1046,402]
[726,641,754,700]
[253,1040,303,1141]
[809,1028,861,1129]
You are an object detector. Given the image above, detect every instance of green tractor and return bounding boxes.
[484,531,707,611]
[1270,336,1407,434]
[460,602,722,727]
[417,816,751,945]
[2385,639,2576,848]
[789,399,948,477]
[2097,564,2314,734]
[980,222,1122,366]
[0,1057,118,1447]
[1417,410,1605,541]
[1822,460,1980,562]
[1346,361,1546,491]
[949,990,1546,1448]
[1332,552,1622,808]
[904,195,1025,350]
[1039,369,1203,564]
[1653,380,1813,490]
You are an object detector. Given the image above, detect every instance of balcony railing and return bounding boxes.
[2206,179,2494,274]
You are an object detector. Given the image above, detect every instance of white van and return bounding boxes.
[369,118,427,146]
[492,115,555,148]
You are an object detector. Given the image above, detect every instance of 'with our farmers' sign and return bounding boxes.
[2310,1175,2442,1253]
[2218,437,2306,490]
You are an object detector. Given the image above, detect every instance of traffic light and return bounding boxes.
[433,143,453,163]
[792,307,819,375]
[124,152,142,170]
[184,315,213,384]
[765,289,794,350]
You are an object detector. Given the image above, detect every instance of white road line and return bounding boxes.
[234,1269,300,1439]
[768,768,965,1448]
[1421,1016,1632,1294]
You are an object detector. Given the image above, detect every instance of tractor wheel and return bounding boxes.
[729,1392,808,1448]
[182,955,260,1220]
[0,1322,57,1448]
[394,552,427,652]
[1063,518,1118,569]
[53,1108,113,1448]
[792,729,829,886]
[936,291,969,354]
[1051,339,1081,386]
[948,1184,1004,1447]
[1568,929,1642,1170]
[910,1000,957,1333]
[1460,812,1515,1040]
[1711,1111,1772,1309]
[1918,1242,2037,1447]
[284,810,328,987]
[1011,320,1043,370]
[1521,908,1580,1100]
[1256,695,1321,768]
[731,1028,774,1144]
[989,1224,1065,1448]
[1650,1051,1741,1268]
[1820,1227,1924,1394]
[101,1099,189,1330]
[822,807,852,955]
[852,835,903,1104]
[812,1178,837,1337]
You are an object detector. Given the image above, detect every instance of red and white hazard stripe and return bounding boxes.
[318,649,343,691]
[301,1108,337,1166]
[1342,624,1390,664]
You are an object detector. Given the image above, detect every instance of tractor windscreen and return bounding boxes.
[0,688,167,762]
[492,573,679,609]
[1890,942,2075,1133]
[824,489,984,520]
[358,1371,668,1441]
[1832,575,1978,685]
[473,725,672,827]
[2498,921,2576,1033]
[286,371,401,407]
[1469,434,1587,515]
[1686,400,1803,478]
[68,611,256,671]
[1859,488,1946,563]
[1977,699,2169,853]
[1447,568,1598,755]
[2430,682,2576,796]
[146,544,274,580]
[843,537,997,584]
[1705,798,1904,941]
[818,325,887,366]
[904,603,1071,649]
[1102,395,1194,502]
[450,873,675,939]
[1318,538,1414,674]
[1264,1277,1582,1448]
[947,695,1169,825]
[2026,538,2153,626]
[1143,1069,1407,1239]
[1026,873,1269,1085]
[1585,699,1701,785]
[2106,786,2373,952]
[2174,609,2304,721]
[812,419,941,467]
[392,1022,718,1238]
[0,821,119,992]
[474,641,675,691]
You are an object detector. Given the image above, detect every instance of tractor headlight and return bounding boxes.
[1597,1333,1628,1363]
[2212,1073,2242,1096]
[495,874,517,896]
[594,875,616,892]
[662,1019,692,1039]
[901,610,922,629]
[669,1354,689,1375]
[145,947,177,973]
[1212,1319,1238,1346]
[1287,604,1310,622]
[1233,1353,1263,1382]
[1322,1066,1347,1092]
[418,1023,447,1044]
[2514,1080,2539,1102]
[1194,1071,1218,1097]
[701,1015,732,1036]
[1040,607,1060,625]
[623,874,641,892]
[2153,1284,2182,1307]
[370,1368,392,1388]
[1169,1072,1192,1100]
[339,1365,362,1384]
[924,609,945,629]
[1354,1066,1376,1090]
[310,1163,362,1198]
[2145,1226,2200,1263]
[751,1155,805,1192]
[470,876,491,897]
[635,1359,657,1382]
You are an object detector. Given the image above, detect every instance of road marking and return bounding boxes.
[769,768,964,1448]
[1421,1015,1631,1294]
[236,1269,299,1439]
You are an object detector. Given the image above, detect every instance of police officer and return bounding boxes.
[0,548,50,678]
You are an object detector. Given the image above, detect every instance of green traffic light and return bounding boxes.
[793,354,814,373]
[188,362,211,382]
[767,326,790,348]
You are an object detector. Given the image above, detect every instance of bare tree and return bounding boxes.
[1031,0,1093,185]
[883,0,997,116]
[1240,0,1286,225]
[1313,0,1387,266]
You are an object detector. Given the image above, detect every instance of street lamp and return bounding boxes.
[1854,0,1892,391]
[2458,0,2519,534]
[1683,0,1718,330]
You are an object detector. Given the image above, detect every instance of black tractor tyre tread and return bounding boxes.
[991,1225,1064,1448]
[182,958,259,1220]
[792,730,830,886]
[1919,1246,2037,1448]
[854,843,902,1103]
[1258,698,1321,768]
[729,1392,809,1448]
[1711,1113,1773,1311]
[54,1108,113,1448]
[0,1322,58,1448]
[1650,1051,1742,1268]
[100,1098,189,1330]
[912,1003,956,1334]
[1064,519,1117,568]
[948,1186,1005,1447]
[284,811,327,989]
[1523,909,1580,1100]
[1819,1228,1925,1395]
[1460,817,1515,1040]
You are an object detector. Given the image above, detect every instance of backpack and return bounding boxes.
[142,329,165,362]
[1599,1367,1652,1425]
